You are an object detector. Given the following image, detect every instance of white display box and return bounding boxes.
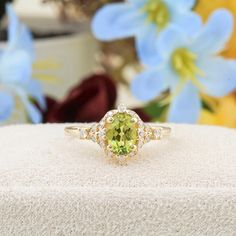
[0,124,236,235]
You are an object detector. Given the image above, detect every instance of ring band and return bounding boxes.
[65,125,171,140]
[65,104,171,163]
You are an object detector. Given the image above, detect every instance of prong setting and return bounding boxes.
[117,103,126,112]
[131,117,138,123]
[107,117,114,123]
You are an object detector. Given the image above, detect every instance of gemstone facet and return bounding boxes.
[105,112,138,156]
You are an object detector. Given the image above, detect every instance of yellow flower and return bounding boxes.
[195,0,236,58]
[199,94,236,128]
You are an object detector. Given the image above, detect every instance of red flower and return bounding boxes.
[133,108,151,122]
[44,74,117,123]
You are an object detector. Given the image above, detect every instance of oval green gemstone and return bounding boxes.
[105,113,138,155]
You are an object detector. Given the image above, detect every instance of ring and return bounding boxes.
[65,104,171,163]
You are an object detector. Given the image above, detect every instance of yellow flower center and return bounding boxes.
[144,0,169,30]
[171,48,204,84]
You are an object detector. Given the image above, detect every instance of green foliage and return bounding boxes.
[0,0,13,21]
[202,99,214,113]
[144,102,168,122]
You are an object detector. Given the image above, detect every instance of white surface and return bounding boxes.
[0,124,236,235]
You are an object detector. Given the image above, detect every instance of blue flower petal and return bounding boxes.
[6,4,18,47]
[18,91,42,123]
[0,91,14,121]
[131,68,168,101]
[191,9,233,55]
[198,57,236,97]
[168,82,201,123]
[92,3,144,41]
[0,50,32,85]
[128,0,146,8]
[136,25,163,66]
[17,25,34,59]
[173,12,202,38]
[27,79,46,110]
[6,4,34,58]
[165,0,196,11]
[25,102,42,124]
[156,27,188,60]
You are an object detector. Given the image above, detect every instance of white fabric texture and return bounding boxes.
[0,123,236,235]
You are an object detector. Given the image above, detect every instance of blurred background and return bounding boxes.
[1,0,236,126]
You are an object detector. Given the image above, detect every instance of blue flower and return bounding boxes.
[0,4,45,123]
[131,9,236,123]
[92,0,201,65]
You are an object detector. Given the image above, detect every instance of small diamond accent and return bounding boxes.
[118,103,126,112]
[79,129,88,139]
[154,128,163,139]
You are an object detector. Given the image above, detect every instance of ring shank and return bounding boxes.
[64,125,91,139]
[159,126,171,137]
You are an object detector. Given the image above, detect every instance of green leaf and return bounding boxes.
[201,99,214,113]
[144,102,168,121]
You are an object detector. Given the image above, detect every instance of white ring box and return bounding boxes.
[0,124,236,235]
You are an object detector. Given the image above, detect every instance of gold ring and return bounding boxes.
[65,104,171,163]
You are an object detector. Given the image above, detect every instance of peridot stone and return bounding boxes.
[106,113,138,155]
